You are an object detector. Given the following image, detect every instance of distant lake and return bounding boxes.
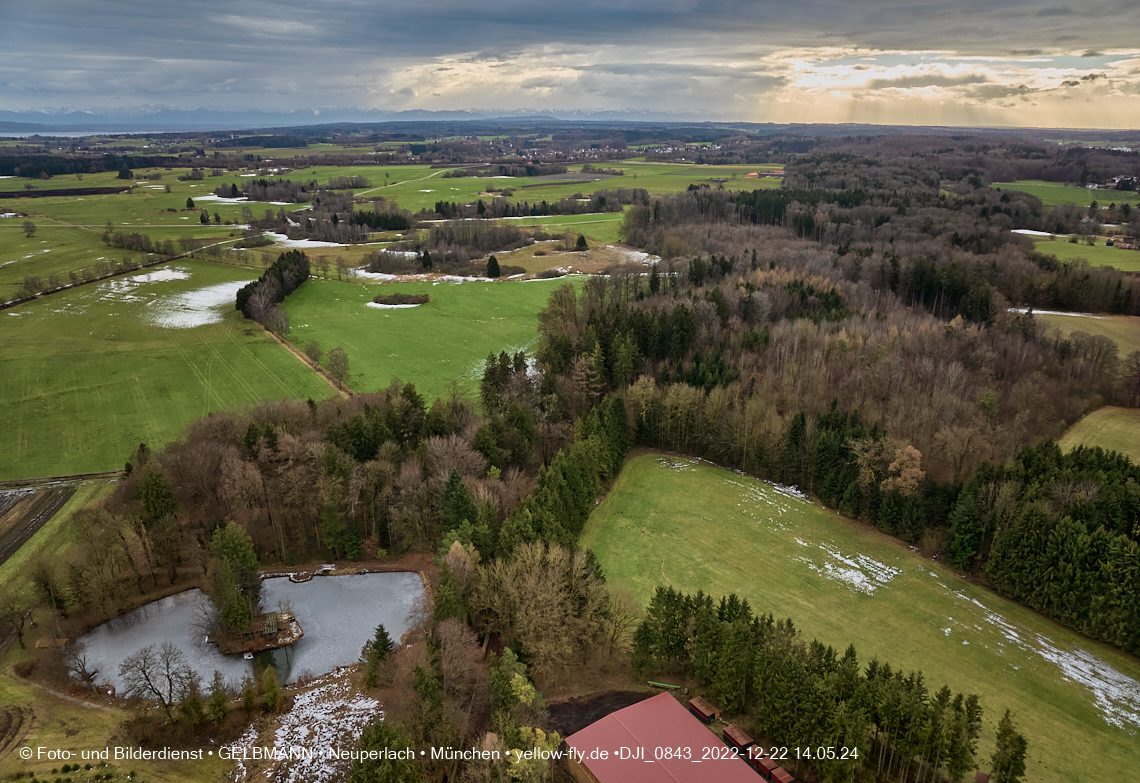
[77,572,423,691]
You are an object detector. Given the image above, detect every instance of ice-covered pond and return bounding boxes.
[77,572,423,691]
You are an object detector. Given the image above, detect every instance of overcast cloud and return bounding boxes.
[2,0,1138,127]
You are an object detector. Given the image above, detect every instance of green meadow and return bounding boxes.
[282,276,581,400]
[0,223,110,297]
[498,212,627,244]
[1058,407,1140,464]
[580,454,1140,783]
[0,259,334,479]
[1029,237,1140,272]
[1033,312,1140,355]
[0,481,114,588]
[994,180,1140,207]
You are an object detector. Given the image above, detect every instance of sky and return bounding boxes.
[2,1,1140,128]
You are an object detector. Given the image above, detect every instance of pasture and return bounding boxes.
[580,454,1140,783]
[994,180,1140,207]
[499,212,626,245]
[282,276,581,401]
[0,223,112,298]
[1028,237,1140,272]
[1033,311,1140,355]
[1058,407,1140,464]
[0,260,335,480]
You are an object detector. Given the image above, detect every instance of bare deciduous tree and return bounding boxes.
[304,340,323,367]
[327,347,350,387]
[0,591,32,649]
[118,642,199,720]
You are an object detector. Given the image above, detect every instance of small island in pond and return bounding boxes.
[216,610,304,656]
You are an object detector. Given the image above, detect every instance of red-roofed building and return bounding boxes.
[564,692,759,783]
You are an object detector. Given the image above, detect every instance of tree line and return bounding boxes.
[633,587,1028,783]
[235,249,310,334]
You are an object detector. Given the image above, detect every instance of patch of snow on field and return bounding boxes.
[611,246,661,263]
[950,590,1140,731]
[148,280,249,328]
[798,545,901,595]
[722,476,793,530]
[770,482,809,501]
[1008,307,1104,319]
[192,194,246,203]
[657,457,699,471]
[353,268,397,280]
[262,232,348,248]
[1012,229,1067,237]
[224,670,383,783]
[366,302,420,309]
[97,267,191,301]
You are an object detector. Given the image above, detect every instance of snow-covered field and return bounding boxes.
[147,280,249,328]
[224,669,383,783]
[263,232,348,249]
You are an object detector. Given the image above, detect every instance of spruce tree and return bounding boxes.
[947,494,982,570]
[990,710,1028,783]
[241,675,256,712]
[487,255,501,278]
[262,665,281,713]
[207,670,229,722]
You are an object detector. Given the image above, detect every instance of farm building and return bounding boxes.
[689,695,719,723]
[770,767,795,783]
[756,756,781,779]
[723,723,755,755]
[564,692,758,783]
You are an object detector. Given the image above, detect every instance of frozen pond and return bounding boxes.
[77,572,423,691]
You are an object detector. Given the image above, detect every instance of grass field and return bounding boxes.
[580,454,1140,783]
[1028,237,1140,272]
[283,276,580,400]
[0,260,335,479]
[0,223,113,298]
[499,212,626,245]
[994,180,1140,207]
[0,481,114,588]
[1058,407,1140,463]
[1033,312,1140,354]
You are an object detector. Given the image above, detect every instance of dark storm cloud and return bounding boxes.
[0,0,1138,112]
